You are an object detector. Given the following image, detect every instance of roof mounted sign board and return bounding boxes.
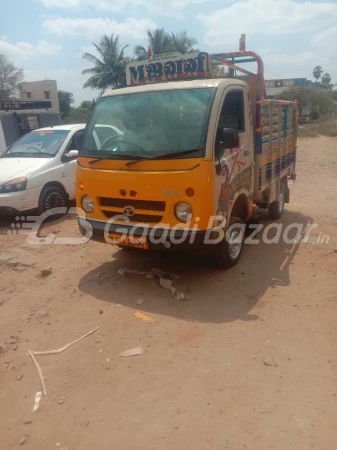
[126,52,211,86]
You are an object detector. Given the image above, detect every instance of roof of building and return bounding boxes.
[265,77,306,81]
[19,80,57,84]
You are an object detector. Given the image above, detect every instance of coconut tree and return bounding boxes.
[134,28,198,60]
[82,34,129,90]
[169,31,198,54]
[134,28,172,61]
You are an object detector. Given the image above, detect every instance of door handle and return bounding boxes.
[244,150,250,156]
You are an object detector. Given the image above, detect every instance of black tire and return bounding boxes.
[38,186,68,217]
[214,216,245,268]
[269,183,285,220]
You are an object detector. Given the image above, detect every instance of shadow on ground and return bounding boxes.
[81,209,312,323]
[0,201,76,235]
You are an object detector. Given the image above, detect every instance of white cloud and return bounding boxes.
[37,0,210,16]
[263,51,337,83]
[42,17,157,40]
[0,39,62,62]
[37,0,122,11]
[311,26,337,45]
[311,26,337,57]
[200,0,337,49]
[24,68,99,105]
[76,45,97,59]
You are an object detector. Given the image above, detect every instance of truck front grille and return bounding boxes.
[98,197,166,225]
[99,197,166,212]
[101,210,163,223]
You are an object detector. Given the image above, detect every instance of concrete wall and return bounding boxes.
[19,80,60,114]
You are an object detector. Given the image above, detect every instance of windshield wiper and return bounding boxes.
[88,153,146,165]
[125,148,202,167]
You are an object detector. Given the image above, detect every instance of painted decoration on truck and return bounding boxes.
[217,144,253,216]
[126,52,211,85]
[218,164,253,214]
[258,100,297,189]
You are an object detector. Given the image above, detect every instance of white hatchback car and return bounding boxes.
[0,123,121,215]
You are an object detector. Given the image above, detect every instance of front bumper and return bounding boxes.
[0,187,41,215]
[78,217,217,251]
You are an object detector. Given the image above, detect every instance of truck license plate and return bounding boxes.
[109,233,148,249]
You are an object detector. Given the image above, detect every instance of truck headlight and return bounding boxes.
[82,195,94,213]
[175,202,192,223]
[1,177,27,193]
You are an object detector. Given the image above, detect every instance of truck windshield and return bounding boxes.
[81,88,215,159]
[4,130,69,158]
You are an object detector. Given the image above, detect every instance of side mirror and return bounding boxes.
[65,149,78,159]
[216,128,239,149]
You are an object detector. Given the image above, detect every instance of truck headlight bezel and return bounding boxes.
[81,195,94,213]
[175,202,192,223]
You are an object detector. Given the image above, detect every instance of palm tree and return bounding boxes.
[313,65,323,83]
[135,28,172,61]
[82,34,129,90]
[169,31,198,54]
[135,29,198,61]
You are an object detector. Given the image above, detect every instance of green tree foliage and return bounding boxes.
[80,100,95,110]
[0,54,24,100]
[134,28,197,61]
[58,90,75,118]
[321,73,332,86]
[82,34,129,90]
[278,86,336,119]
[313,65,323,82]
[135,28,172,61]
[62,107,91,124]
[169,31,198,54]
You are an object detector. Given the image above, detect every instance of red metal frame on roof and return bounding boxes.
[211,51,267,101]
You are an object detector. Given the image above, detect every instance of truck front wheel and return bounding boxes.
[214,216,245,268]
[268,183,285,220]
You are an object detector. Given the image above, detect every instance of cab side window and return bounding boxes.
[218,90,245,133]
[67,130,84,151]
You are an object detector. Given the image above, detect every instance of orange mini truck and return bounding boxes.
[76,36,298,268]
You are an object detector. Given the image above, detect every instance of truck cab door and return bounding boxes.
[214,86,254,219]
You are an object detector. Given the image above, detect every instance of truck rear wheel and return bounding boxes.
[268,183,285,220]
[214,216,245,268]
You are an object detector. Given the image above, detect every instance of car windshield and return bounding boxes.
[4,130,69,158]
[81,88,215,159]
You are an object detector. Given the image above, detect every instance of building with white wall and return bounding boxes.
[19,80,60,114]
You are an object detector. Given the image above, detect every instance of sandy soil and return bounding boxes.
[0,136,337,450]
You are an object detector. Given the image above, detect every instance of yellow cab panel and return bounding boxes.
[77,157,214,232]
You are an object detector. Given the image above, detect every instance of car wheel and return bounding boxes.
[38,186,68,218]
[214,216,245,268]
[268,183,285,220]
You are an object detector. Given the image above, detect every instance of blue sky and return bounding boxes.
[1,0,336,105]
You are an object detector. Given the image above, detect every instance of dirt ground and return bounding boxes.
[1,136,337,450]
